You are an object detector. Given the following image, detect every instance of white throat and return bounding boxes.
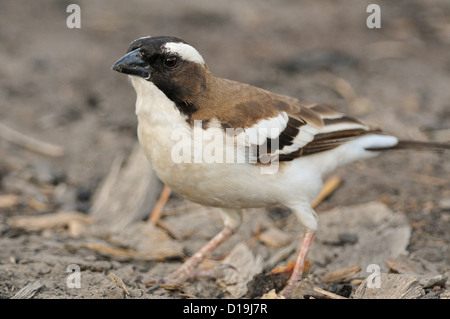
[130,76,188,127]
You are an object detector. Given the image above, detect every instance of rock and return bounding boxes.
[418,275,447,289]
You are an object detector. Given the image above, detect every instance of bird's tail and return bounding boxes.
[366,140,450,152]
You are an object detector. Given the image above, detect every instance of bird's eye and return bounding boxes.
[164,56,178,68]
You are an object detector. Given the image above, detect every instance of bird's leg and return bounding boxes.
[163,209,242,284]
[166,225,236,283]
[281,229,316,297]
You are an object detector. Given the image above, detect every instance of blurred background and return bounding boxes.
[0,0,449,298]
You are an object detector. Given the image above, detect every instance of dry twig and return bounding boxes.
[0,122,64,157]
[321,265,361,283]
[8,211,94,231]
[108,273,130,295]
[311,175,341,209]
[85,243,135,259]
[148,185,171,224]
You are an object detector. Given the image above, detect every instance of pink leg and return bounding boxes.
[281,230,316,297]
[166,225,236,283]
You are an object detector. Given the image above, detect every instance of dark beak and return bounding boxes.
[112,48,150,79]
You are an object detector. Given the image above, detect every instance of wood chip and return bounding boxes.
[8,211,94,231]
[217,243,264,298]
[386,257,418,274]
[86,222,183,261]
[67,220,88,237]
[386,256,447,289]
[321,265,362,283]
[157,282,186,291]
[11,281,44,299]
[291,278,347,299]
[85,243,135,259]
[90,144,163,232]
[349,278,364,285]
[259,226,292,248]
[161,208,222,241]
[312,285,347,299]
[108,222,184,261]
[354,273,424,299]
[0,194,20,209]
[261,289,285,299]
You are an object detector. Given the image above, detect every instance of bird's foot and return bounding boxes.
[142,263,238,291]
[279,280,297,298]
[141,225,238,292]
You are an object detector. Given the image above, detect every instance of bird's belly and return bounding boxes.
[161,163,278,208]
[148,152,280,208]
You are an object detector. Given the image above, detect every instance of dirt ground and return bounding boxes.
[0,0,449,299]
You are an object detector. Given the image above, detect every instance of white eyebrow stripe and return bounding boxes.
[163,42,205,65]
[135,35,152,41]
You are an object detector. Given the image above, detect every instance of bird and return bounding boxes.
[112,36,449,297]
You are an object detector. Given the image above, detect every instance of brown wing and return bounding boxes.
[192,78,383,161]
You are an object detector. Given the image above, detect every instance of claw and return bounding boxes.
[142,276,186,292]
[219,263,239,273]
[140,262,238,292]
[194,263,239,279]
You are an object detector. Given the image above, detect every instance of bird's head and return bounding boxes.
[112,36,210,116]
